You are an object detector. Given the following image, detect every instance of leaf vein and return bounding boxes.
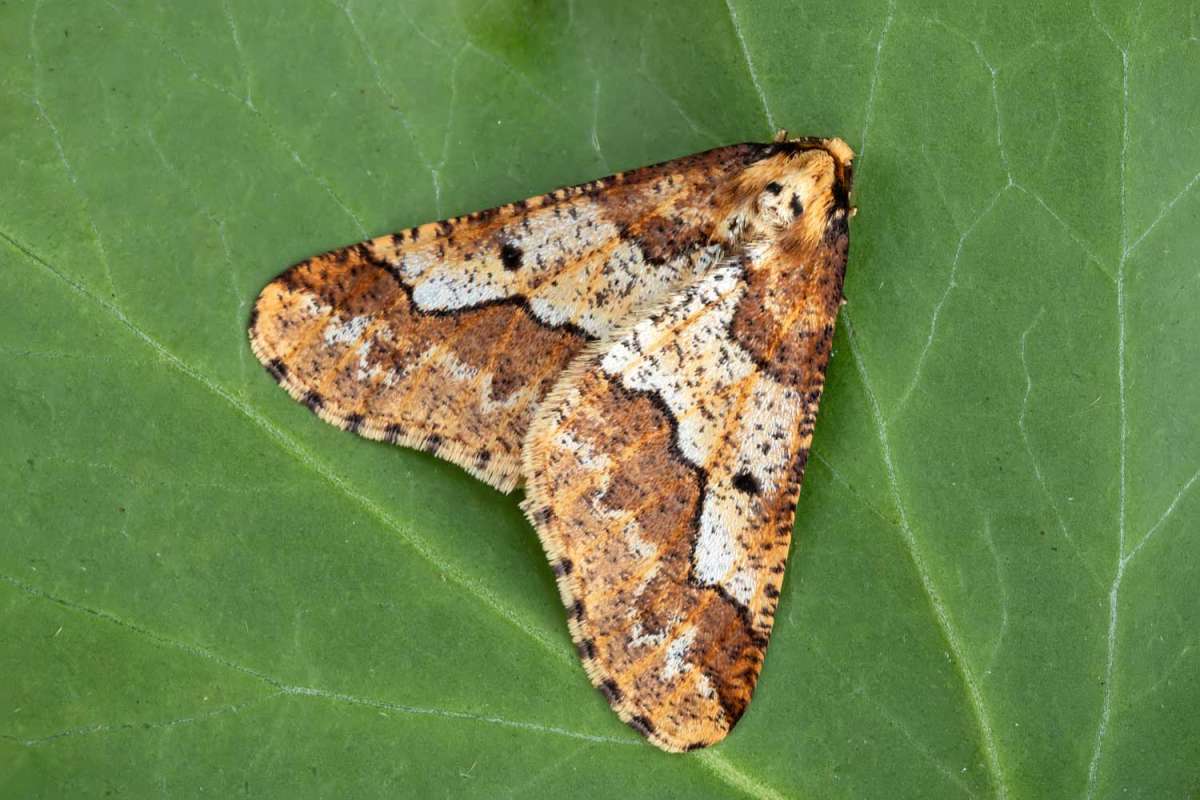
[723,0,776,132]
[0,573,633,748]
[843,311,1008,800]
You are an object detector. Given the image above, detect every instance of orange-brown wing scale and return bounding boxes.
[522,140,853,750]
[249,143,792,491]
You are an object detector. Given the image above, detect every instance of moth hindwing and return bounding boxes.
[248,136,855,751]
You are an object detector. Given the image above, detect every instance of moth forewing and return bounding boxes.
[248,142,795,492]
[522,141,854,751]
[248,136,854,752]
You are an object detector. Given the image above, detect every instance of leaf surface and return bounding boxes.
[2,1,1198,797]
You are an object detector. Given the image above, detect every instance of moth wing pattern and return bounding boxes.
[248,132,855,751]
[248,143,791,491]
[522,140,853,751]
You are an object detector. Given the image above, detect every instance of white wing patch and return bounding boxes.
[411,272,507,310]
[597,263,801,610]
[600,265,751,464]
[397,204,725,340]
[732,381,802,494]
[528,240,724,339]
[322,313,372,346]
[693,498,740,588]
[662,627,697,681]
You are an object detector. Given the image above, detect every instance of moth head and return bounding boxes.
[749,138,855,237]
[754,169,815,229]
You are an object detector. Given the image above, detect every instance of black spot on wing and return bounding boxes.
[500,241,523,270]
[732,470,761,495]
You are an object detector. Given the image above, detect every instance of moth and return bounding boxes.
[248,132,854,752]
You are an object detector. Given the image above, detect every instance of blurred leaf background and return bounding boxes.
[2,0,1198,797]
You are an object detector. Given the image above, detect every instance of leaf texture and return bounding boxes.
[2,0,1198,797]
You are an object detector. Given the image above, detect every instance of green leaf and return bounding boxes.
[2,0,1197,797]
